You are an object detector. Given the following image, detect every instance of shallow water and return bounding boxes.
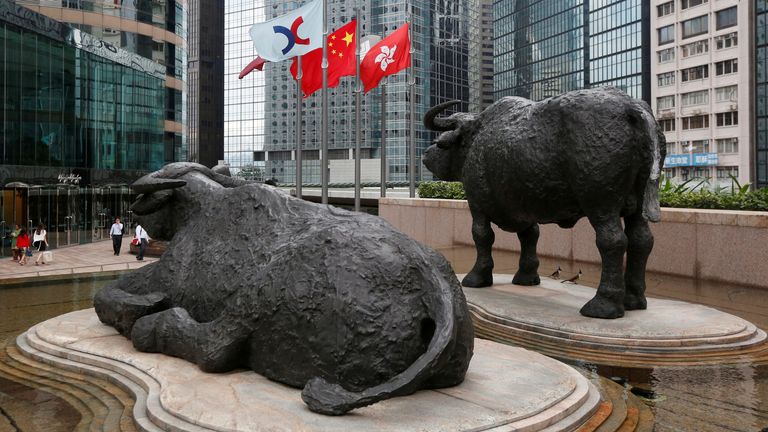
[1,254,767,431]
[442,246,768,432]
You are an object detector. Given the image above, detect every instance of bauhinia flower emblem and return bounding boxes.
[375,45,397,71]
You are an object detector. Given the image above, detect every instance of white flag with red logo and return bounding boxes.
[360,24,411,93]
[248,0,323,62]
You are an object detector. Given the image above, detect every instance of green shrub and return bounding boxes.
[417,181,466,200]
[418,180,768,212]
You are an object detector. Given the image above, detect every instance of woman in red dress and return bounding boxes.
[16,229,30,266]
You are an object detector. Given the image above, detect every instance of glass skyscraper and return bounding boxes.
[757,0,768,188]
[13,0,188,163]
[493,0,650,103]
[224,0,494,184]
[1,0,166,255]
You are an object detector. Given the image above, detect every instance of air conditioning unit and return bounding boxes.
[729,104,738,111]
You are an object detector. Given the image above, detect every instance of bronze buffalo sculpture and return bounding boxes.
[94,163,474,415]
[423,87,665,319]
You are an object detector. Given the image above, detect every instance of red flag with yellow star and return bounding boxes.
[290,20,356,97]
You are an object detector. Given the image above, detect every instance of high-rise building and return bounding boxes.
[493,0,650,103]
[188,0,224,168]
[756,1,768,188]
[652,0,749,188]
[224,0,492,184]
[1,0,166,253]
[14,0,188,164]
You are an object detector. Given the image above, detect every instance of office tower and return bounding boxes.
[224,0,489,184]
[653,0,749,187]
[493,0,650,103]
[14,0,187,163]
[188,0,225,167]
[1,0,166,252]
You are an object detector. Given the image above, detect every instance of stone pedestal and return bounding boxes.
[463,274,768,367]
[17,309,603,432]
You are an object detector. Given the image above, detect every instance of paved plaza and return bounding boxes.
[0,239,157,282]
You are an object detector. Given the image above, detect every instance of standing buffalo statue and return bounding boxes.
[94,163,474,415]
[423,87,665,319]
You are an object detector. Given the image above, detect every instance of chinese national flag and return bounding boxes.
[290,20,357,97]
[360,24,410,93]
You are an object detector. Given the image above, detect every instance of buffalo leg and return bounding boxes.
[580,215,627,319]
[131,307,249,373]
[93,286,169,338]
[512,224,540,286]
[623,211,653,310]
[462,208,494,288]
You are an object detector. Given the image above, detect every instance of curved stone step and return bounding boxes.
[463,275,768,367]
[16,309,607,432]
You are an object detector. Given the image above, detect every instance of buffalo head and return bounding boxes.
[131,163,245,240]
[422,100,476,182]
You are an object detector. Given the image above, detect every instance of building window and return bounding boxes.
[681,65,709,81]
[682,15,709,39]
[658,47,676,63]
[717,166,739,179]
[658,1,675,17]
[680,168,690,181]
[716,7,737,30]
[681,0,707,10]
[681,139,710,152]
[658,71,676,87]
[715,111,738,126]
[657,95,676,111]
[716,138,738,153]
[681,40,708,57]
[681,115,710,130]
[681,90,709,106]
[659,25,675,45]
[666,143,677,155]
[659,119,676,132]
[715,32,738,50]
[715,85,737,102]
[693,167,710,178]
[664,167,677,178]
[715,59,738,75]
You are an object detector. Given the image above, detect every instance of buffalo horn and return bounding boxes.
[132,176,187,194]
[423,100,462,131]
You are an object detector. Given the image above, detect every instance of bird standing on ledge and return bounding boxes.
[549,266,562,279]
[561,269,582,284]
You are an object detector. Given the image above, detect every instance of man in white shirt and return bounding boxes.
[109,218,124,256]
[135,223,149,261]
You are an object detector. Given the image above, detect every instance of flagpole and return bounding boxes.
[296,56,303,199]
[354,7,362,212]
[380,77,387,198]
[408,14,416,198]
[320,0,329,204]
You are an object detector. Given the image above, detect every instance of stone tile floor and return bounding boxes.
[0,239,157,282]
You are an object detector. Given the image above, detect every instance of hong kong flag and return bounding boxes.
[290,20,357,97]
[360,24,411,93]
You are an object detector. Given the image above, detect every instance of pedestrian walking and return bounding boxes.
[135,223,149,261]
[10,224,21,261]
[32,224,48,265]
[17,229,30,266]
[110,217,124,255]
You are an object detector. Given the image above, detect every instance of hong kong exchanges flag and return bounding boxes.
[360,24,411,93]
[290,20,357,97]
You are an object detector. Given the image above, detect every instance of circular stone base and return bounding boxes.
[463,274,768,367]
[17,309,601,432]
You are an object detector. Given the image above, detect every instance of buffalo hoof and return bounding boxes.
[580,296,625,319]
[512,272,540,286]
[131,313,160,353]
[623,293,647,311]
[461,270,493,288]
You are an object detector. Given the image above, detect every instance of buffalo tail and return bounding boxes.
[300,268,458,415]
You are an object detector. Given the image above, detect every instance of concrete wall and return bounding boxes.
[379,197,768,289]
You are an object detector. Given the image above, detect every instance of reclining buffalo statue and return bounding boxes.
[423,87,665,319]
[94,163,474,415]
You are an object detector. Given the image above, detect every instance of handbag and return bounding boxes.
[42,251,53,262]
[131,237,139,246]
[25,248,32,257]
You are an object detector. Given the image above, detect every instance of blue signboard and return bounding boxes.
[664,153,718,167]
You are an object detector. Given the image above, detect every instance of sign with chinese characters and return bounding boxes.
[664,153,719,167]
